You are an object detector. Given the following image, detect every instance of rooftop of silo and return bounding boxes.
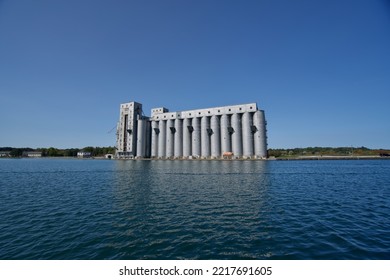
[150,102,260,120]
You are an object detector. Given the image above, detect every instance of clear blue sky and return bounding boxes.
[1,0,389,149]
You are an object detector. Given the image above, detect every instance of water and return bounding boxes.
[0,158,389,259]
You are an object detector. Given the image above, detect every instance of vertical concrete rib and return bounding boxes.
[174,119,183,158]
[151,120,158,158]
[145,121,151,158]
[158,120,166,158]
[220,114,231,154]
[183,118,192,158]
[210,115,221,158]
[166,119,174,158]
[192,117,201,158]
[253,110,267,158]
[242,112,254,158]
[201,116,211,158]
[231,113,243,157]
[136,119,146,158]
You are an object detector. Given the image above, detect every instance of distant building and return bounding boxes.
[116,101,267,159]
[23,151,42,157]
[0,151,11,157]
[77,151,91,158]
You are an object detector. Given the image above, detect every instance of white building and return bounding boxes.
[116,101,267,159]
[77,151,91,158]
[0,151,11,157]
[23,151,42,157]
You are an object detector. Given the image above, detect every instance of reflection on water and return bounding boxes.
[111,160,272,259]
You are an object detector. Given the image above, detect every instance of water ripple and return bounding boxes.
[0,159,390,259]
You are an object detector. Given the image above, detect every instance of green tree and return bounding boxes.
[47,147,59,157]
[10,148,23,157]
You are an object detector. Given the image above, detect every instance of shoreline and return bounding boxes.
[274,155,390,160]
[114,155,390,161]
[1,156,390,161]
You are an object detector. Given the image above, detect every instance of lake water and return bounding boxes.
[0,158,389,259]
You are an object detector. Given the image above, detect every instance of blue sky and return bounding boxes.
[1,0,389,149]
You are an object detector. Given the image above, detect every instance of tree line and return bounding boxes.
[268,147,390,158]
[2,146,390,158]
[0,146,115,157]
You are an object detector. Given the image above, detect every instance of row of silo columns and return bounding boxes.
[150,111,267,159]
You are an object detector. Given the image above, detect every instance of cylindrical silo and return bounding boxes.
[136,119,146,158]
[242,112,254,158]
[253,110,267,158]
[158,120,166,158]
[220,114,231,154]
[210,115,221,158]
[174,119,183,158]
[192,117,201,158]
[201,116,210,158]
[166,119,174,158]
[231,113,242,157]
[151,120,158,158]
[183,118,192,158]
